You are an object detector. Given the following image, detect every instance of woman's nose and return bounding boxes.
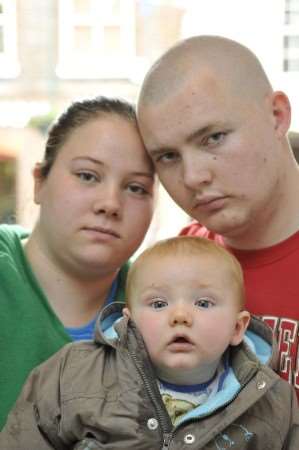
[93,185,122,218]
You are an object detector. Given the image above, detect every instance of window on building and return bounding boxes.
[0,157,16,223]
[284,0,299,71]
[57,0,137,79]
[0,0,18,78]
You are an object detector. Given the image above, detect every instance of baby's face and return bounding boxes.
[124,253,249,384]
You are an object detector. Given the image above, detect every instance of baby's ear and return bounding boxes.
[230,311,251,346]
[122,307,131,319]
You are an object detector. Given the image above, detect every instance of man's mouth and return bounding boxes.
[193,195,228,212]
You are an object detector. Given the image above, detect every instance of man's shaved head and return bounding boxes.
[138,35,273,108]
[136,34,294,250]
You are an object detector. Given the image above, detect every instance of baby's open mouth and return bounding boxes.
[173,337,189,343]
[170,335,193,345]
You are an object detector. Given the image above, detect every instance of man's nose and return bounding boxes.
[169,304,193,327]
[182,152,213,191]
[93,184,122,218]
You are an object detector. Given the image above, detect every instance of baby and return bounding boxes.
[1,237,298,449]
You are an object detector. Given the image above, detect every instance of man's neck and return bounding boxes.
[223,213,299,250]
[224,164,299,250]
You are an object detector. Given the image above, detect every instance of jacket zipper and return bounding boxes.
[130,351,174,447]
[161,433,172,449]
[129,351,260,448]
[128,332,269,447]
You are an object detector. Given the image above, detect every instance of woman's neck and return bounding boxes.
[23,230,118,327]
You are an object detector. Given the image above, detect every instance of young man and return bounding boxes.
[1,237,298,449]
[137,35,299,396]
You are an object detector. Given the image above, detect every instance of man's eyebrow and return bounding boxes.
[148,147,176,157]
[148,123,227,156]
[186,124,220,143]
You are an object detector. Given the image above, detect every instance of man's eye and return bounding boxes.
[151,299,168,309]
[205,132,226,146]
[156,151,179,164]
[77,172,98,183]
[195,298,214,309]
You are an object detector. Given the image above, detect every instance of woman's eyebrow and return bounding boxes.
[72,157,154,179]
[71,156,104,165]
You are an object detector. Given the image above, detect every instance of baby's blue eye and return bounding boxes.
[195,298,213,309]
[151,299,168,310]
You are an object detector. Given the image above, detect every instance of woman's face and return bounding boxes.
[34,115,155,277]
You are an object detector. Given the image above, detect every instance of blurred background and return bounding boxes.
[0,0,298,250]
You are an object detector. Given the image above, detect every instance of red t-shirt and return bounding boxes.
[181,222,299,397]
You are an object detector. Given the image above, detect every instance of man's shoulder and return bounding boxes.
[179,221,224,243]
[180,221,209,236]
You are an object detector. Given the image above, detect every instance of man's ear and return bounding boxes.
[33,163,45,205]
[270,90,291,138]
[230,311,251,346]
[122,307,131,319]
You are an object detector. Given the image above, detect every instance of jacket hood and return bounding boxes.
[95,302,277,368]
[94,302,125,347]
[244,315,278,369]
[94,302,279,424]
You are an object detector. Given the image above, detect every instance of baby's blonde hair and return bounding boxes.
[126,236,245,308]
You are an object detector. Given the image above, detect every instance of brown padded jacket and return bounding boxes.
[0,303,299,450]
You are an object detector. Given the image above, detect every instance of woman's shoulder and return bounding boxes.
[0,224,30,270]
[0,224,30,249]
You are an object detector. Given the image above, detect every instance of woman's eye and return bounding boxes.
[151,299,168,310]
[128,184,148,196]
[77,172,98,183]
[205,132,226,146]
[195,298,214,309]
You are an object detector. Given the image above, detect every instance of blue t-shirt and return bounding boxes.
[65,275,119,341]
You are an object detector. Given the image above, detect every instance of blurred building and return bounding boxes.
[0,0,188,232]
[0,0,298,239]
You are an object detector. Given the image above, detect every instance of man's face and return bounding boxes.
[138,73,284,243]
[125,253,247,384]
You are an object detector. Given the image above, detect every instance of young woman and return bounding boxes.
[0,96,156,429]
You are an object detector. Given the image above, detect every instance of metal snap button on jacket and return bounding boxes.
[147,417,158,430]
[184,433,195,444]
[257,380,266,390]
